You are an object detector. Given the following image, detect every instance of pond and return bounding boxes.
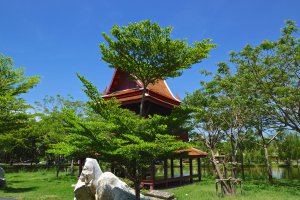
[246,165,300,180]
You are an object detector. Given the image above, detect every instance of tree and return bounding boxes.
[184,62,253,186]
[231,20,300,133]
[207,63,252,179]
[184,88,232,195]
[51,75,188,200]
[0,54,40,164]
[277,131,300,165]
[34,95,85,176]
[226,20,300,182]
[100,19,215,117]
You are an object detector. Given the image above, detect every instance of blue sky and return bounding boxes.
[1,0,300,105]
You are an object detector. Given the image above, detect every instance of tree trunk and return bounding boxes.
[223,162,228,179]
[134,180,141,200]
[229,129,238,179]
[263,144,273,182]
[70,159,74,176]
[231,154,238,179]
[137,86,147,198]
[131,160,141,200]
[56,159,60,178]
[139,87,147,118]
[210,149,231,195]
[78,158,85,177]
[10,155,14,166]
[240,152,245,180]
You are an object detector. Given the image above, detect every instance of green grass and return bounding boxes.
[0,170,76,200]
[165,179,300,200]
[0,170,300,200]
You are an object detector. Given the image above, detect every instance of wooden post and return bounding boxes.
[164,159,168,187]
[179,158,183,185]
[189,158,193,183]
[170,158,174,178]
[150,163,155,180]
[197,157,201,181]
[150,163,155,190]
[164,159,168,179]
[180,158,183,177]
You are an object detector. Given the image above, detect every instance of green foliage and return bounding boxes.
[231,20,300,133]
[100,19,215,86]
[183,21,300,182]
[51,75,189,194]
[100,19,215,118]
[0,54,40,134]
[0,54,39,97]
[276,132,300,163]
[0,53,40,163]
[33,95,86,159]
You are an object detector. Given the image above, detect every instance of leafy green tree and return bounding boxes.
[100,19,215,117]
[184,62,253,185]
[0,54,40,164]
[184,87,232,194]
[277,131,300,165]
[231,20,300,133]
[209,63,252,179]
[33,95,85,176]
[51,75,188,200]
[225,20,300,182]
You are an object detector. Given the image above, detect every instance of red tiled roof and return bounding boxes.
[147,80,180,103]
[103,69,180,106]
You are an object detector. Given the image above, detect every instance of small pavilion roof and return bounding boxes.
[176,147,208,157]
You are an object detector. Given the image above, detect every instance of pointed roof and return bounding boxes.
[176,147,208,157]
[103,69,181,107]
[104,69,142,95]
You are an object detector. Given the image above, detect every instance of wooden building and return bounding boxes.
[103,69,207,189]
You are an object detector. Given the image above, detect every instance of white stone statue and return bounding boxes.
[74,158,149,200]
[74,158,103,200]
[96,172,136,200]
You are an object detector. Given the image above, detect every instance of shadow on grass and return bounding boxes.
[2,186,37,193]
[7,180,24,184]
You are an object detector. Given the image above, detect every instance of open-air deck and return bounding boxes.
[141,147,208,189]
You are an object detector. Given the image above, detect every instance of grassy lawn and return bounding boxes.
[1,170,300,200]
[0,170,76,200]
[165,179,300,200]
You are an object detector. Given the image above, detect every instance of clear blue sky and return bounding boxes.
[1,0,300,105]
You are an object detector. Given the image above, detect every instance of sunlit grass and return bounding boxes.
[0,170,299,200]
[165,178,300,200]
[0,169,76,200]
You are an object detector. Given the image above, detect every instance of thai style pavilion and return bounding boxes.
[103,69,208,189]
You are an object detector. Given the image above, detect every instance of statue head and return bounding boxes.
[82,161,94,184]
[81,158,103,185]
